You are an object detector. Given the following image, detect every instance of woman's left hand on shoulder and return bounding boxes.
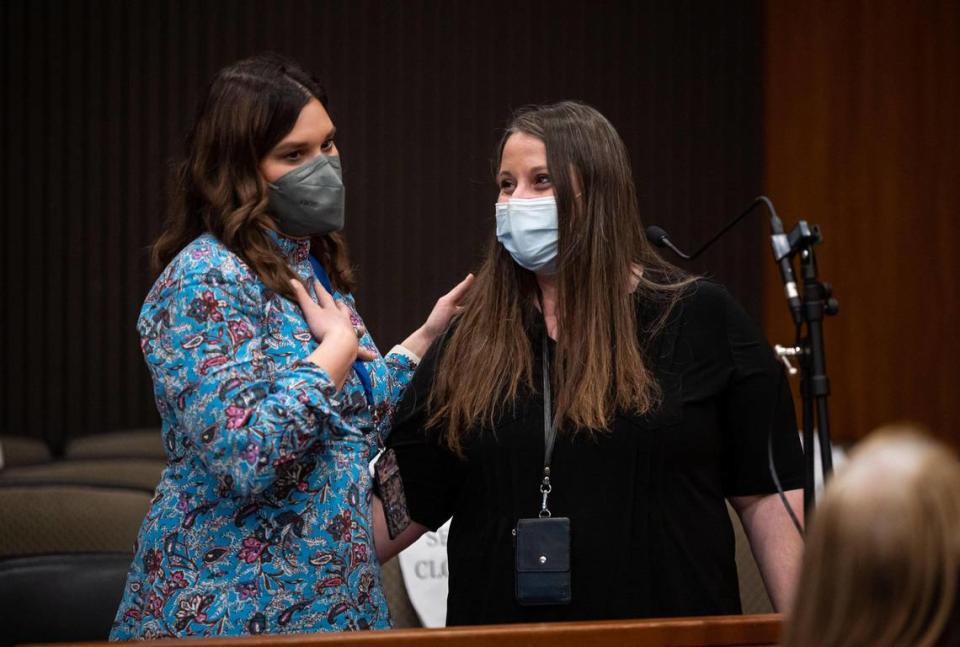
[402,273,474,358]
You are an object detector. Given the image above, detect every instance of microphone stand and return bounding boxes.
[781,221,839,514]
[647,197,839,515]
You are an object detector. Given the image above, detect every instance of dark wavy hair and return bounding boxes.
[151,52,354,297]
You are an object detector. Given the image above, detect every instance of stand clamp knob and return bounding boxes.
[775,344,802,376]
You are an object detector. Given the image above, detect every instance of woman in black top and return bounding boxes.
[373,101,804,624]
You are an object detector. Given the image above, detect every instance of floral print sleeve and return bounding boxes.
[328,293,417,445]
[377,347,418,439]
[140,265,347,498]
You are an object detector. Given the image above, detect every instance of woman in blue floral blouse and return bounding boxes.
[110,53,471,639]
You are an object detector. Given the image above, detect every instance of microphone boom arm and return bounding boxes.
[646,196,840,516]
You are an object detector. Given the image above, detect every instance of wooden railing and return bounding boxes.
[39,614,782,647]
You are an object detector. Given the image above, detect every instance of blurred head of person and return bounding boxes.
[786,425,960,647]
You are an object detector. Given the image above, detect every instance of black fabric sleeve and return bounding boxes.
[386,336,466,531]
[716,286,805,497]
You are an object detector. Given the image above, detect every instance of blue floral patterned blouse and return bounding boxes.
[110,232,417,639]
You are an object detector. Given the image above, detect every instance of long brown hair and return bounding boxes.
[151,53,354,297]
[785,427,960,647]
[428,101,693,454]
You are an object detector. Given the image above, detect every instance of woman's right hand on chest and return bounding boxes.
[291,279,375,388]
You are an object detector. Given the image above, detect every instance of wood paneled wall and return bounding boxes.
[763,0,960,446]
[1,0,765,451]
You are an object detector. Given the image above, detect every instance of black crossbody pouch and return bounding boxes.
[513,335,572,606]
[514,516,571,605]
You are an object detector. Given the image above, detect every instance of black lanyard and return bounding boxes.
[539,335,557,518]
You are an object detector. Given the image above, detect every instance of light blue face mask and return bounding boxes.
[495,196,559,274]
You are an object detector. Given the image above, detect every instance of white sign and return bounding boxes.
[397,518,452,627]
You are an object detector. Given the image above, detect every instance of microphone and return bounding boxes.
[769,212,803,325]
[645,225,691,259]
[645,195,803,324]
[645,196,768,261]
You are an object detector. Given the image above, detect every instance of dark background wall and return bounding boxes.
[1,0,764,452]
[763,0,960,448]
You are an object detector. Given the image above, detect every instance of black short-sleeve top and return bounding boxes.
[387,280,804,625]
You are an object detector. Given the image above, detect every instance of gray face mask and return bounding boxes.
[267,154,345,237]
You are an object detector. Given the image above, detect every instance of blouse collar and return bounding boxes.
[266,229,311,265]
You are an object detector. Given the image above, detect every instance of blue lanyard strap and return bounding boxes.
[307,254,374,406]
